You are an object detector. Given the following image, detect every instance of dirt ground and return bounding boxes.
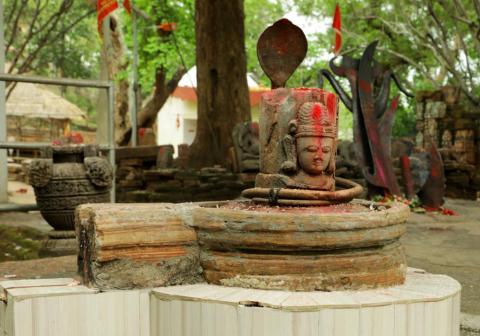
[403,198,480,315]
[0,195,479,333]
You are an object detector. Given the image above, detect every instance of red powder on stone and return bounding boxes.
[218,201,372,214]
[311,104,322,120]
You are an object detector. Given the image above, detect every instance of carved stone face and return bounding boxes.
[297,136,333,175]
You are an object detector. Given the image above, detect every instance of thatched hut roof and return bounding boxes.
[6,82,86,121]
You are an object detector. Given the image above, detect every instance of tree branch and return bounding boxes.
[376,47,437,86]
[7,3,94,99]
[5,0,19,27]
[8,0,73,74]
[474,0,480,17]
[12,5,95,76]
[5,0,27,55]
[117,67,186,146]
[6,0,43,60]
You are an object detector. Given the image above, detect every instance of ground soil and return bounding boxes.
[403,198,480,315]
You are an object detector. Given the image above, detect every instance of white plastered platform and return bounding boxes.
[0,268,460,336]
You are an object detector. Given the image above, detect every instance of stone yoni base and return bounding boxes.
[193,199,410,291]
[0,269,459,336]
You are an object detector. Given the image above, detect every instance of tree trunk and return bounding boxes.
[117,67,186,147]
[189,0,251,168]
[89,3,130,145]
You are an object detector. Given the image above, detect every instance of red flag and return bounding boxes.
[158,22,177,32]
[332,3,342,55]
[97,0,118,33]
[123,0,132,15]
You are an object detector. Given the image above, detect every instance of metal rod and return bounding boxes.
[0,142,49,149]
[107,84,116,203]
[0,203,38,212]
[130,0,138,147]
[0,0,7,203]
[0,142,112,150]
[0,73,111,89]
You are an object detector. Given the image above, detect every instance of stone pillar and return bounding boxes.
[454,129,476,164]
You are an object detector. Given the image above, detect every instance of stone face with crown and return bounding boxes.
[243,86,361,206]
[255,88,339,192]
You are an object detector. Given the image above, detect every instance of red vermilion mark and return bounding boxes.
[311,104,323,120]
[391,96,399,110]
[441,208,458,216]
[373,156,387,185]
[430,166,440,178]
[400,155,411,170]
[251,122,259,135]
[326,92,337,117]
[358,79,372,94]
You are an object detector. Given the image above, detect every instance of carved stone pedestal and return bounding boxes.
[39,230,77,257]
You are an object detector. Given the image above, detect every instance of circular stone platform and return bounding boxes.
[192,199,410,291]
[151,268,461,336]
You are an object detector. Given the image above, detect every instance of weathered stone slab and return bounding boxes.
[76,203,202,290]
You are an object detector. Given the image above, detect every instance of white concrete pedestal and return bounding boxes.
[0,268,461,336]
[151,268,461,336]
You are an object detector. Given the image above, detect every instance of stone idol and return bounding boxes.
[243,19,361,206]
[257,89,338,191]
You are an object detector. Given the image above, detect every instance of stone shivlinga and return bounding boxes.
[191,19,410,291]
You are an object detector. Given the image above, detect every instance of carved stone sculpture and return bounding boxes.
[77,18,410,292]
[232,121,260,172]
[243,88,362,205]
[320,42,414,197]
[29,145,113,231]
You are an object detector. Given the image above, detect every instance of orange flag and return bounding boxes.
[97,0,118,33]
[158,22,177,32]
[123,0,132,14]
[332,3,342,55]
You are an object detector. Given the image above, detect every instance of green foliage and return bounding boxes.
[9,0,476,139]
[5,0,100,79]
[5,1,100,126]
[122,0,196,96]
[0,225,45,262]
[289,0,425,137]
[64,89,97,121]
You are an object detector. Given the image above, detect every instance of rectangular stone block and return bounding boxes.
[76,203,201,290]
[425,101,446,119]
[416,102,425,120]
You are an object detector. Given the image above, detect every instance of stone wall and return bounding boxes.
[115,145,254,203]
[415,86,480,198]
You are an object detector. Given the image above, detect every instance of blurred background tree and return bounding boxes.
[5,0,98,120]
[292,0,480,137]
[7,0,475,140]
